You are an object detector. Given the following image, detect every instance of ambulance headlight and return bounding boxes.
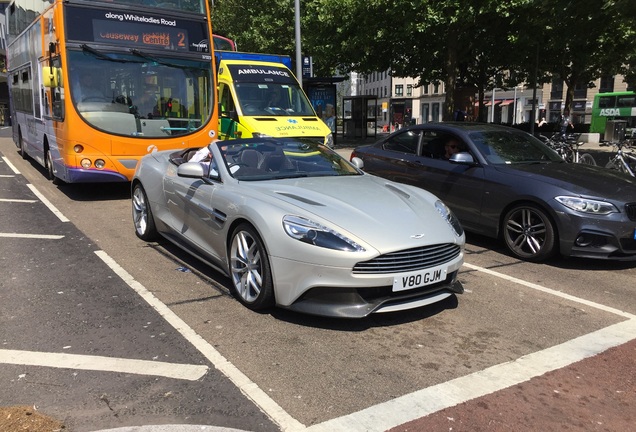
[325,133,334,149]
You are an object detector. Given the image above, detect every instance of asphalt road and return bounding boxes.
[1,130,635,432]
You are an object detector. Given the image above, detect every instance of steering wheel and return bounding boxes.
[241,104,258,114]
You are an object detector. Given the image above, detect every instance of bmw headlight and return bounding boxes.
[555,196,618,215]
[435,200,464,237]
[283,215,365,252]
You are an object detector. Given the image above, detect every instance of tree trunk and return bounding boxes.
[443,28,459,121]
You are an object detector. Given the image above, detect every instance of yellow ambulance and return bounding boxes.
[215,51,333,148]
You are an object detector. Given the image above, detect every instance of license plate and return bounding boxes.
[393,265,448,292]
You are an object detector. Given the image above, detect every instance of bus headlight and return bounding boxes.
[95,159,105,169]
[74,145,84,153]
[80,159,92,169]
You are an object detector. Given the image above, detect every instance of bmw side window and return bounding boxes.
[383,130,421,154]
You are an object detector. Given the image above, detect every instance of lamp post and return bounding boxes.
[294,0,302,81]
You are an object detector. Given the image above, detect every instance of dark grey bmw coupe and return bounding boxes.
[351,123,636,262]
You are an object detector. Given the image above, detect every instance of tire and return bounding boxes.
[578,153,596,165]
[45,149,62,185]
[229,223,275,311]
[605,158,620,170]
[18,130,27,159]
[605,158,632,175]
[503,204,556,262]
[132,183,159,241]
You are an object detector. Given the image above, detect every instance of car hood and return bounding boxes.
[493,162,636,201]
[245,175,462,252]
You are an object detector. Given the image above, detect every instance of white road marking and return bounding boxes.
[306,318,636,432]
[0,233,64,239]
[95,250,306,432]
[2,156,20,174]
[463,262,636,319]
[26,184,70,222]
[0,198,38,203]
[0,349,208,381]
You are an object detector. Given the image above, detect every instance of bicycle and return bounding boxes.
[600,139,636,177]
[540,133,597,165]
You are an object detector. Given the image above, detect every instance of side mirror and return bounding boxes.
[177,162,205,178]
[449,152,475,165]
[350,156,364,170]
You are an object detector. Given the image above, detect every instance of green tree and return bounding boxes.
[212,0,636,120]
[211,0,297,58]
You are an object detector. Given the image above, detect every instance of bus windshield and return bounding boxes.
[69,49,212,138]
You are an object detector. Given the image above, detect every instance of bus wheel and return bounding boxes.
[45,149,61,185]
[18,131,27,159]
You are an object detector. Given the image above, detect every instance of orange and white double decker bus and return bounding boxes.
[6,0,218,183]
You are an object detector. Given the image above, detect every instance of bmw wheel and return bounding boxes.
[132,183,158,241]
[503,204,556,262]
[229,223,274,310]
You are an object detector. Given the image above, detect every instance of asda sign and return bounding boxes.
[598,108,636,117]
[599,108,625,116]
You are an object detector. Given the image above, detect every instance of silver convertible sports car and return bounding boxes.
[352,123,636,262]
[131,138,465,318]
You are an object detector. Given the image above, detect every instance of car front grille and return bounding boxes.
[625,203,636,221]
[353,243,461,274]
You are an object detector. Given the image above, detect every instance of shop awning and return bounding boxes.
[484,100,501,106]
[499,99,514,106]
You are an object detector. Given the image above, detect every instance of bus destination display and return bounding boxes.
[65,6,209,53]
[93,18,189,52]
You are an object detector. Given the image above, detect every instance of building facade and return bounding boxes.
[353,70,632,129]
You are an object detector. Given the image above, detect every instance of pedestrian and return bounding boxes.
[560,110,573,136]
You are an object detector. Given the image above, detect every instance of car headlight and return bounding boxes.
[555,196,618,215]
[325,133,334,149]
[435,200,464,237]
[283,215,365,252]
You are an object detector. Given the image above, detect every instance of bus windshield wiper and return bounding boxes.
[81,44,130,63]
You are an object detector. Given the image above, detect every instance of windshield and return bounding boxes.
[68,49,213,138]
[234,83,317,116]
[469,131,563,165]
[215,138,361,181]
